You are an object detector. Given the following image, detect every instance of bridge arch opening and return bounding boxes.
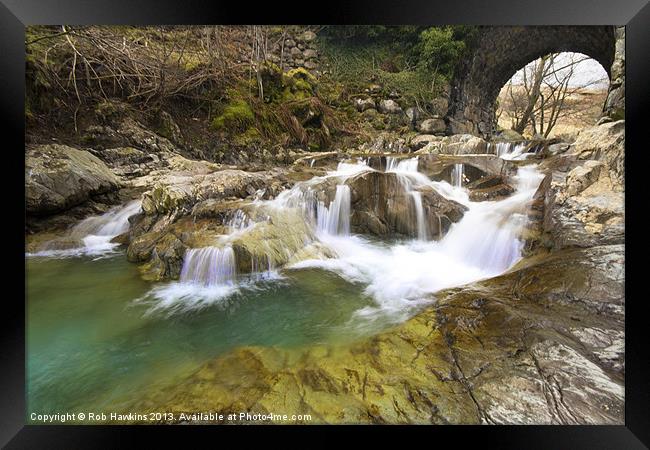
[445,26,616,138]
[495,52,609,140]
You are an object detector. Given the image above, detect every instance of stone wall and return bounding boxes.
[234,27,321,74]
[602,27,625,121]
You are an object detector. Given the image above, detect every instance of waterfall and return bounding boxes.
[386,156,419,174]
[143,156,543,317]
[225,209,254,233]
[409,191,428,241]
[493,142,529,160]
[71,200,142,238]
[451,164,464,188]
[72,200,142,253]
[440,165,544,273]
[295,163,544,317]
[251,253,275,280]
[180,246,236,286]
[385,156,434,241]
[29,200,142,257]
[494,142,510,157]
[317,185,351,236]
[329,160,370,177]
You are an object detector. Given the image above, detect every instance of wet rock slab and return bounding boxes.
[127,244,624,424]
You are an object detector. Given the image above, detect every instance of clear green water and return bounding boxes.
[26,253,388,418]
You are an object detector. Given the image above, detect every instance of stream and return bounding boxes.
[26,142,542,417]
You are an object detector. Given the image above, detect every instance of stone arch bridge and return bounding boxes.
[445,26,624,138]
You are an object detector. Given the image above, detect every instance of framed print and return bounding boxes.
[2,0,648,446]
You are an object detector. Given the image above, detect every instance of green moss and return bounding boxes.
[211,99,255,132]
[258,62,285,103]
[285,67,318,85]
[94,100,130,121]
[233,127,262,146]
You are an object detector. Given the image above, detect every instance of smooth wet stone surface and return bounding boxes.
[127,244,624,424]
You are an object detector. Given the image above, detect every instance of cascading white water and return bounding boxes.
[317,184,351,236]
[28,200,142,257]
[385,156,432,241]
[292,160,543,319]
[451,164,465,188]
[493,142,530,160]
[386,156,419,174]
[225,209,254,233]
[180,246,236,286]
[145,154,543,320]
[409,191,428,241]
[440,165,543,273]
[72,200,142,238]
[250,253,275,280]
[494,142,510,157]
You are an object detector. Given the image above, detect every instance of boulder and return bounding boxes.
[88,146,166,179]
[419,118,446,135]
[138,232,186,281]
[378,99,402,114]
[469,184,515,201]
[417,134,489,155]
[410,134,442,151]
[26,144,121,216]
[466,174,515,200]
[141,169,271,216]
[430,97,449,115]
[565,160,604,196]
[466,174,507,190]
[358,132,408,154]
[156,110,184,145]
[544,143,570,157]
[354,97,376,112]
[571,120,624,189]
[346,171,466,239]
[366,84,382,94]
[83,116,177,154]
[540,158,624,251]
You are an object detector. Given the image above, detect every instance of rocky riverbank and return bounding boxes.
[27,117,625,424]
[108,120,621,424]
[26,107,623,424]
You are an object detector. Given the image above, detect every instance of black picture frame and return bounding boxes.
[3,0,648,446]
